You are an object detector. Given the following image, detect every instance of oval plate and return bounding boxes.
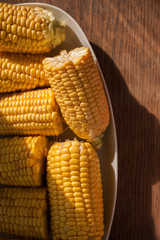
[17,3,118,240]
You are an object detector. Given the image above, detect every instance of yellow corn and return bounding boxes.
[47,139,104,240]
[0,88,64,136]
[0,52,49,93]
[0,136,49,187]
[0,3,65,54]
[43,47,110,148]
[0,187,48,239]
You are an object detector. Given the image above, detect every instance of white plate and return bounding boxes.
[17,3,118,240]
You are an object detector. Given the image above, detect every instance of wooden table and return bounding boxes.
[5,0,160,239]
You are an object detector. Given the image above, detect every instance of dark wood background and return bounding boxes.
[5,0,160,239]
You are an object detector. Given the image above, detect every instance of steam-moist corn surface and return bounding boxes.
[0,187,48,239]
[0,136,49,187]
[0,52,49,93]
[47,140,104,240]
[43,47,110,145]
[0,88,64,136]
[0,2,65,54]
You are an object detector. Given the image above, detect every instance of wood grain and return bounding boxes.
[4,0,160,239]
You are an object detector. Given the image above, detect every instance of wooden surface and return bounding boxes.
[5,0,160,239]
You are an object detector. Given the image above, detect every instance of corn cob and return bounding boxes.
[0,187,48,239]
[47,139,104,240]
[0,52,49,93]
[43,47,110,148]
[0,88,64,136]
[0,2,65,54]
[0,136,49,187]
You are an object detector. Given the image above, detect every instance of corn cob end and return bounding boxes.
[33,7,65,49]
[43,47,110,148]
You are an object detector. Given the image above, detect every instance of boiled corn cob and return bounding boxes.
[0,187,48,239]
[0,136,49,187]
[47,139,104,240]
[43,47,110,148]
[0,52,49,93]
[0,3,65,54]
[0,88,64,136]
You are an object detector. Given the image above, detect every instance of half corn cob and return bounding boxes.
[47,139,104,240]
[0,3,65,54]
[0,187,48,239]
[43,47,110,148]
[0,136,49,187]
[0,88,64,136]
[0,52,49,93]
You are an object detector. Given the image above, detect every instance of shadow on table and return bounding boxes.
[91,42,160,240]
